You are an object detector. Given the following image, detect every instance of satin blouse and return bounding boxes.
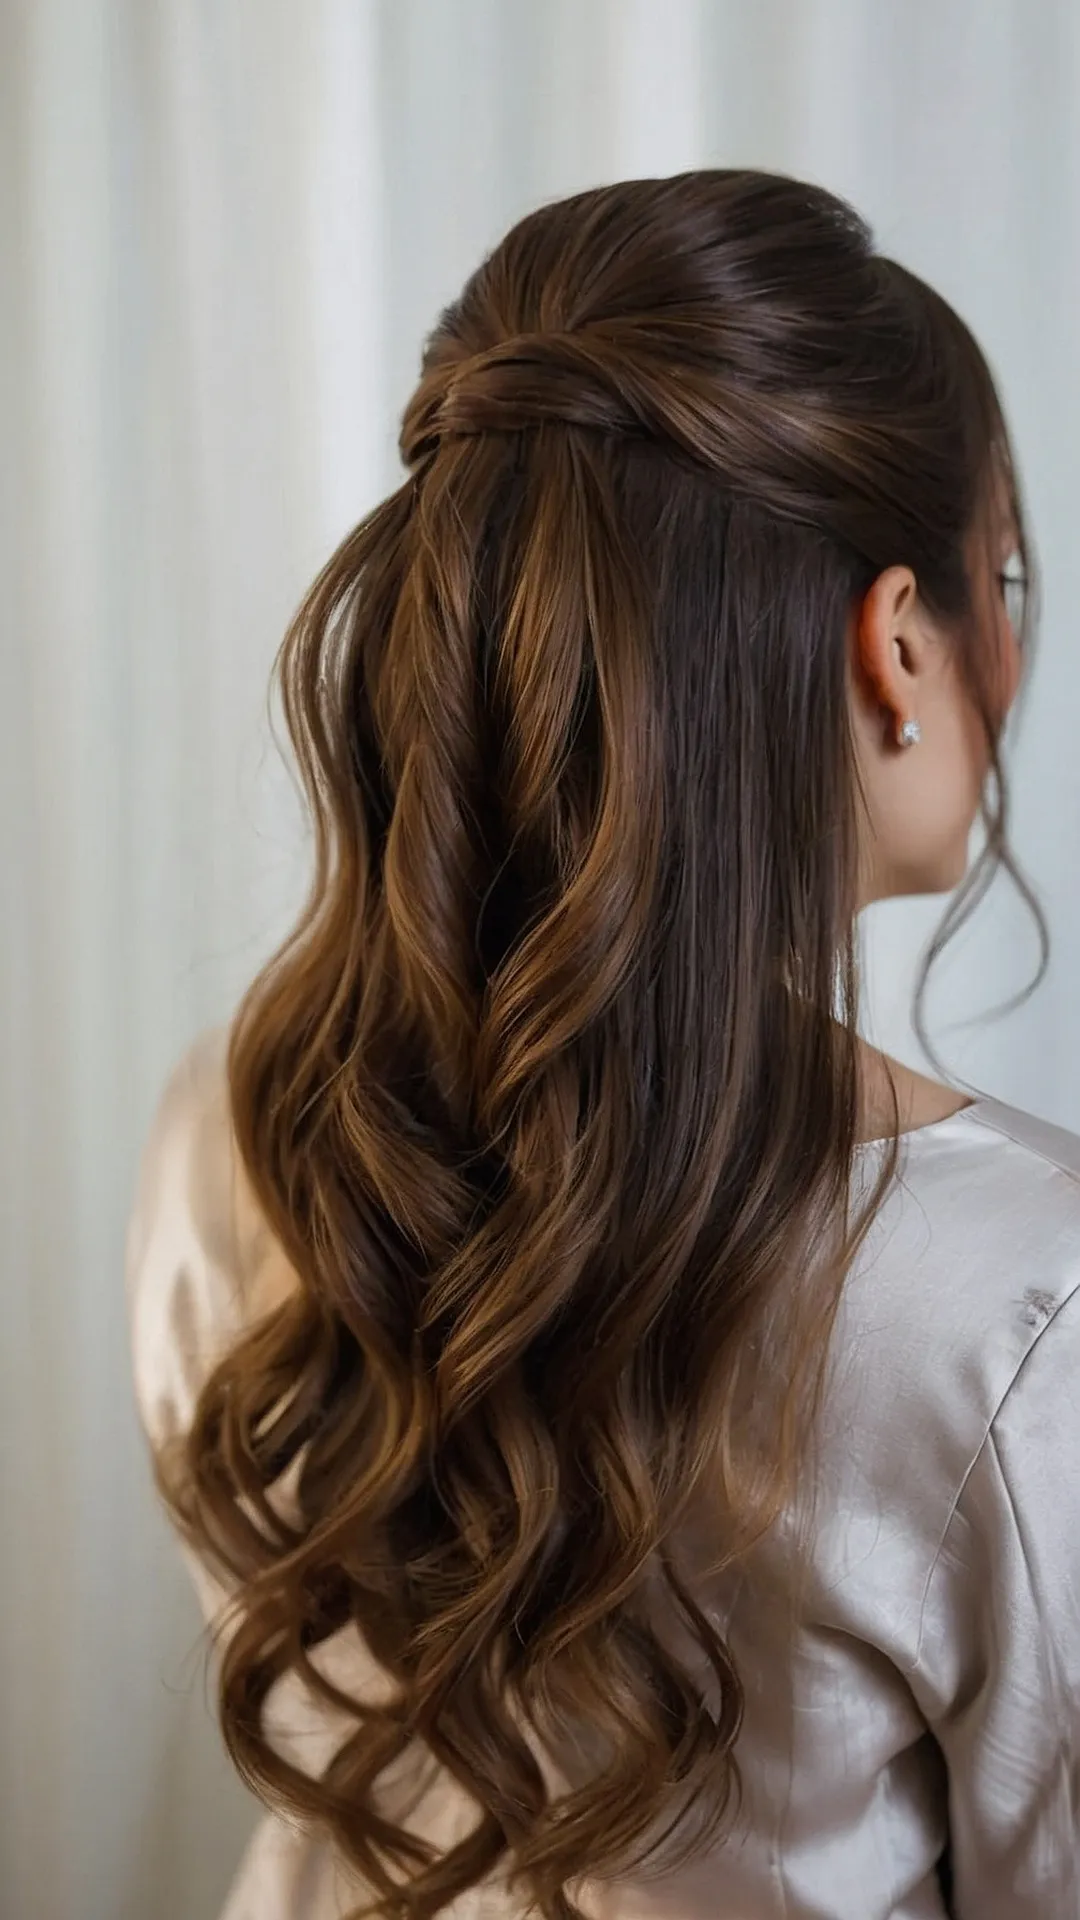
[126,1024,1080,1918]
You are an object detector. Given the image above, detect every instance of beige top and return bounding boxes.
[126,1024,1080,1918]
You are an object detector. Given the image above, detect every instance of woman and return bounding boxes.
[127,170,1079,1919]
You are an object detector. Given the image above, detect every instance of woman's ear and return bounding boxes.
[853,565,926,744]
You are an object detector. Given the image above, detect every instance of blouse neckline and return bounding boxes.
[855,1094,986,1152]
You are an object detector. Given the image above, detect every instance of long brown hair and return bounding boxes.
[160,170,1043,1918]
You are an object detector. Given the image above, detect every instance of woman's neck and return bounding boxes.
[854,1034,974,1143]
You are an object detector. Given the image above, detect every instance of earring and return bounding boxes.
[898,718,922,747]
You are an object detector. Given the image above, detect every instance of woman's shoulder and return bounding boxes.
[959,1086,1080,1180]
[822,1089,1080,1585]
[853,1082,1080,1326]
[125,1022,297,1452]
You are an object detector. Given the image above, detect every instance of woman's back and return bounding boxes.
[128,165,1058,1918]
[128,1024,1080,1917]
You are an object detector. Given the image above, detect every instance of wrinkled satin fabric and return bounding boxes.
[126,1025,1080,1918]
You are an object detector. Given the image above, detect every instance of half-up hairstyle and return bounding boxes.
[158,170,1041,1919]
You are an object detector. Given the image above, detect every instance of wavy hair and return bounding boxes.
[158,170,1043,1918]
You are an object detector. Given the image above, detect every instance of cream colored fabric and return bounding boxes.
[127,1024,1080,1917]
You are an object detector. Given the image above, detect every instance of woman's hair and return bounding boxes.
[160,170,1043,1919]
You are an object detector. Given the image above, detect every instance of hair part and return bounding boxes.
[158,169,1043,1920]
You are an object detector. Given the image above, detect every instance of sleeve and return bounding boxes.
[124,1023,291,1627]
[126,1032,379,1903]
[126,1030,510,1888]
[915,1283,1080,1917]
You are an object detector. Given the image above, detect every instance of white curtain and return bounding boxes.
[4,3,1079,1915]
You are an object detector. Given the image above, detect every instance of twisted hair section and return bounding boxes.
[157,170,1040,1920]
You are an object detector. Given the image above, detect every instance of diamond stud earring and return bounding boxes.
[898,718,922,747]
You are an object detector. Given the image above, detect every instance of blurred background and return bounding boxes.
[3,2,1079,1915]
